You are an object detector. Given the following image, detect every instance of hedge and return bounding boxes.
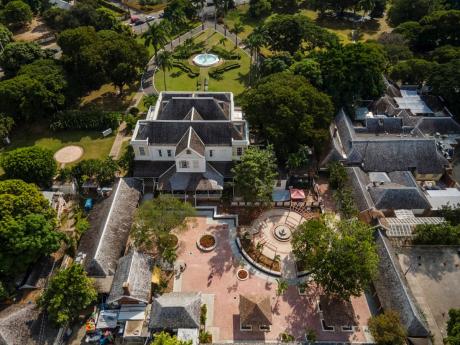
[210,45,240,60]
[172,60,200,78]
[50,108,120,131]
[209,61,240,79]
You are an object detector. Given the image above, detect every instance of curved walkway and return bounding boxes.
[141,21,251,95]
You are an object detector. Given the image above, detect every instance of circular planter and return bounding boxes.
[237,268,249,281]
[168,234,179,250]
[196,234,216,252]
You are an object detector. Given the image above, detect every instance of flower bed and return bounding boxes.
[240,237,281,272]
[197,234,216,252]
[237,268,249,281]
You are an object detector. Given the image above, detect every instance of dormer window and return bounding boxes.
[186,149,191,154]
[139,147,146,156]
[209,150,213,157]
[158,149,162,157]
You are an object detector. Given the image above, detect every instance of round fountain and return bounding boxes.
[193,53,220,67]
[273,224,292,242]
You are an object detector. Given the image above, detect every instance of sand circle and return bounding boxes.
[54,145,84,164]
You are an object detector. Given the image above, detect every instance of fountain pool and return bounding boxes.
[193,53,220,67]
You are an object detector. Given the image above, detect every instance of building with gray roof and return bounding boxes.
[107,251,153,306]
[131,92,249,201]
[77,178,142,278]
[323,110,450,179]
[0,303,58,345]
[346,167,431,214]
[374,230,430,338]
[149,292,201,331]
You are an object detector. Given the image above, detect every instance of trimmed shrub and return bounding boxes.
[50,108,119,131]
[210,45,240,60]
[209,61,240,79]
[172,60,200,78]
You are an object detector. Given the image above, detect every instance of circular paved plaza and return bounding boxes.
[54,145,84,164]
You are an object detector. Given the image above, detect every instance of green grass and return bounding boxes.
[0,125,116,168]
[154,30,250,95]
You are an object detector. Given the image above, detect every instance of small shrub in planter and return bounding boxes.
[129,107,139,116]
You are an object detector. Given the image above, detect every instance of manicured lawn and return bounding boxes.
[0,125,116,169]
[224,5,391,46]
[154,29,250,95]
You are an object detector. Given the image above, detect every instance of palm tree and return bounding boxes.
[142,21,170,62]
[230,21,245,48]
[156,51,174,91]
[243,29,265,84]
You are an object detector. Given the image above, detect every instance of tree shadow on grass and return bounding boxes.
[315,15,381,36]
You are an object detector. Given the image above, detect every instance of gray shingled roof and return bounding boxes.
[347,168,430,211]
[175,127,205,157]
[133,161,175,178]
[78,178,142,277]
[158,97,228,120]
[239,294,272,327]
[135,122,235,146]
[415,117,460,136]
[149,292,201,330]
[107,251,153,305]
[158,163,224,191]
[374,230,430,337]
[0,304,58,345]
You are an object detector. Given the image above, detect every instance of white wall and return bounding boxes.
[205,147,232,161]
[175,150,206,172]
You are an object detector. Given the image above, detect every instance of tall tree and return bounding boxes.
[387,0,444,26]
[232,146,277,204]
[0,0,33,28]
[131,195,196,254]
[429,59,460,119]
[368,311,407,345]
[446,309,460,345]
[0,23,13,49]
[0,179,61,277]
[230,21,244,48]
[156,50,173,91]
[390,59,436,85]
[0,41,47,76]
[316,42,387,106]
[292,218,378,299]
[38,264,97,326]
[142,21,170,62]
[248,0,271,18]
[0,146,57,187]
[240,72,333,158]
[151,332,192,345]
[244,28,266,84]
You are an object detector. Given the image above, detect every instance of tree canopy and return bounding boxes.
[447,309,460,345]
[71,158,118,187]
[38,263,97,326]
[232,146,277,204]
[240,72,334,158]
[429,59,460,118]
[316,43,387,106]
[387,0,443,26]
[0,179,61,277]
[413,223,460,245]
[292,217,378,299]
[131,195,196,253]
[368,310,407,345]
[263,14,338,54]
[0,146,57,187]
[390,59,436,85]
[58,27,148,92]
[151,332,192,345]
[0,41,48,77]
[0,0,33,28]
[0,23,13,48]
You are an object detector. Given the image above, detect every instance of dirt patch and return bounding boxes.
[54,145,84,164]
[13,18,53,42]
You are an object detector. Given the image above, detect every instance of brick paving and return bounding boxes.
[176,217,373,343]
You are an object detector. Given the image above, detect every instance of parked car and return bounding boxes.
[130,16,140,23]
[134,19,146,25]
[146,15,155,21]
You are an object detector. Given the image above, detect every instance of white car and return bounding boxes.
[146,15,155,21]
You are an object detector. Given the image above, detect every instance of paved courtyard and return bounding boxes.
[174,216,373,343]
